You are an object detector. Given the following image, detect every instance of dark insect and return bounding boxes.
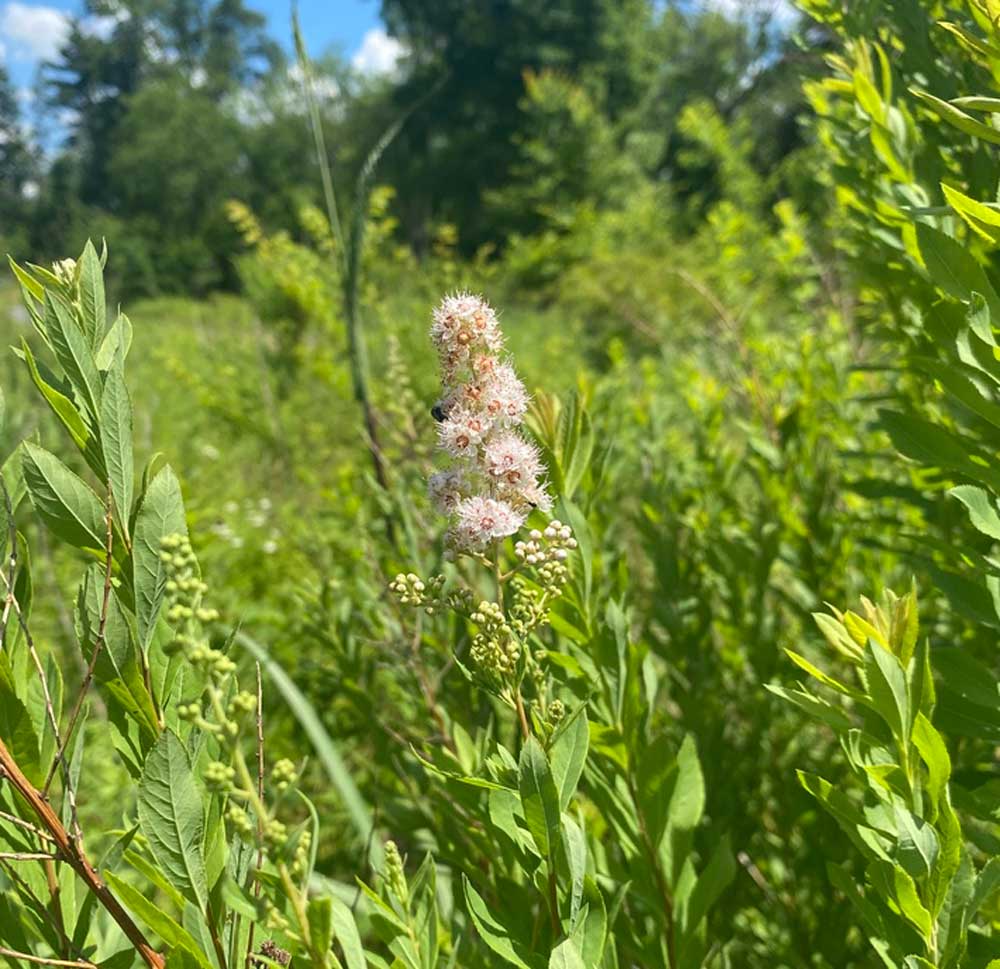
[431,402,448,422]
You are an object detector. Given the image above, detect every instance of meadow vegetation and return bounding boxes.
[5,1,1000,967]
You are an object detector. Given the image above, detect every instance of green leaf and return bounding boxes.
[915,222,1000,320]
[677,834,736,951]
[865,640,910,742]
[137,730,209,910]
[78,239,106,350]
[100,353,134,537]
[21,442,105,551]
[96,314,134,371]
[0,653,42,785]
[950,485,1000,539]
[307,895,334,957]
[894,805,939,879]
[550,707,588,811]
[45,291,103,420]
[518,736,562,862]
[549,939,585,969]
[329,894,367,969]
[104,871,212,969]
[943,185,1000,246]
[462,876,537,969]
[20,338,90,452]
[636,732,677,849]
[878,409,1000,489]
[76,565,160,741]
[911,89,1000,145]
[164,946,205,969]
[132,465,186,652]
[667,735,704,832]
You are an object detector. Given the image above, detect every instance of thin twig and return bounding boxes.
[244,663,265,969]
[0,742,164,969]
[0,809,56,843]
[0,946,96,968]
[0,851,63,861]
[44,496,114,795]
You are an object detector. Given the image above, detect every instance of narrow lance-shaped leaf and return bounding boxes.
[100,350,134,540]
[45,291,103,422]
[78,239,106,351]
[518,735,562,862]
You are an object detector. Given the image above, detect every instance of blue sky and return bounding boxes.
[0,0,391,91]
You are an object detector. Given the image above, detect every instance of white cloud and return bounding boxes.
[706,0,797,24]
[351,27,403,76]
[0,2,70,61]
[80,8,129,40]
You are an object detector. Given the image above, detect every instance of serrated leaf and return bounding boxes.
[100,353,134,538]
[132,465,186,652]
[137,730,208,910]
[20,338,90,452]
[21,442,105,551]
[96,313,133,370]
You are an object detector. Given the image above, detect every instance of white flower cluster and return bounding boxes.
[427,294,551,554]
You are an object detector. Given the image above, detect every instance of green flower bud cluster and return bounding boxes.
[227,805,254,841]
[290,829,312,877]
[470,599,520,678]
[228,690,257,719]
[204,760,236,792]
[389,572,428,606]
[264,818,288,850]
[384,840,408,903]
[161,533,212,619]
[547,699,566,725]
[271,758,298,794]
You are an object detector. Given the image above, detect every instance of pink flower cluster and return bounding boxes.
[428,293,551,554]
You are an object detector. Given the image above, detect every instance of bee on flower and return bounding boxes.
[425,292,551,554]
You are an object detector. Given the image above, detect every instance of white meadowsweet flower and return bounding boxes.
[431,293,503,360]
[451,496,525,552]
[437,408,487,458]
[483,431,543,489]
[427,292,555,555]
[482,363,529,424]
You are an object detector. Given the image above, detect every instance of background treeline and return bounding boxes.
[11,0,1000,966]
[0,0,818,297]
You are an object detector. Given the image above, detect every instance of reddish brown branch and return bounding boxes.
[0,738,164,969]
